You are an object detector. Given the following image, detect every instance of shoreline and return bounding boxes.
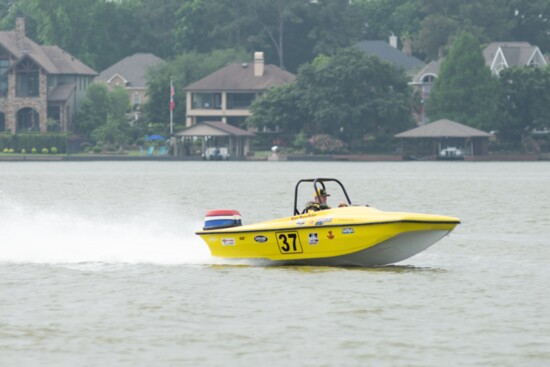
[0,153,547,162]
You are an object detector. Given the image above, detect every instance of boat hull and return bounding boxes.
[196,207,459,266]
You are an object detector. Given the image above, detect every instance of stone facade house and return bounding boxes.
[0,18,97,133]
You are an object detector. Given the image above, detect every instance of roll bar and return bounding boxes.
[293,178,353,215]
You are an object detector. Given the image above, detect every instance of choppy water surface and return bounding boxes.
[1,161,549,366]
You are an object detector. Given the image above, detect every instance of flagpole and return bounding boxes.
[169,77,174,136]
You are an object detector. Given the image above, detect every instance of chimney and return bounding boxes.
[16,17,25,36]
[402,36,412,56]
[15,17,26,50]
[254,52,264,77]
[389,35,397,49]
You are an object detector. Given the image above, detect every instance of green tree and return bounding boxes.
[74,83,110,138]
[75,84,131,147]
[249,47,415,151]
[298,48,415,147]
[426,32,499,130]
[121,0,181,61]
[497,67,550,144]
[248,83,305,134]
[357,0,424,42]
[509,0,550,53]
[1,0,139,70]
[109,87,131,122]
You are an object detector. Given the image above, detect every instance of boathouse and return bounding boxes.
[395,119,492,159]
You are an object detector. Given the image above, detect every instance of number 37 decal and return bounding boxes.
[276,231,303,254]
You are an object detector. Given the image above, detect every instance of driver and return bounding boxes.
[305,189,331,212]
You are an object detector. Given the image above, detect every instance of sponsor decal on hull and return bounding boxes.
[342,227,354,234]
[222,238,236,246]
[254,235,268,243]
[308,233,319,245]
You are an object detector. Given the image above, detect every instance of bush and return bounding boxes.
[92,146,102,153]
[31,147,37,154]
[21,148,26,154]
[50,147,58,154]
[308,134,347,154]
[41,147,49,154]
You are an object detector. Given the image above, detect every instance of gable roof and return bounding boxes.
[483,42,545,68]
[411,60,441,84]
[97,53,165,88]
[356,40,425,74]
[412,42,547,81]
[0,31,96,76]
[185,63,295,91]
[175,121,255,137]
[41,45,97,75]
[395,119,491,138]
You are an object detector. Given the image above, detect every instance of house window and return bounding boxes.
[0,112,5,131]
[16,58,39,97]
[192,93,222,109]
[47,105,61,127]
[133,92,141,105]
[0,59,8,97]
[16,107,40,132]
[227,93,255,109]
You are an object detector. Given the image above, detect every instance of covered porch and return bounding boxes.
[173,120,255,160]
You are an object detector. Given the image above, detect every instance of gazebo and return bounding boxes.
[174,121,255,159]
[395,119,492,159]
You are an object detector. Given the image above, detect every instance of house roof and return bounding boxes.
[185,63,295,91]
[0,31,97,76]
[395,119,492,138]
[483,42,541,67]
[175,121,255,137]
[356,40,425,74]
[418,42,547,79]
[411,60,441,84]
[47,83,75,102]
[96,53,165,88]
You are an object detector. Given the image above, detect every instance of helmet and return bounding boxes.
[315,188,330,197]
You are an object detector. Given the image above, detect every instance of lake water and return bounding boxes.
[0,161,549,366]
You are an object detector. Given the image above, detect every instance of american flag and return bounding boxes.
[170,80,175,111]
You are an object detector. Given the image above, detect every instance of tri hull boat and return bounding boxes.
[196,178,460,266]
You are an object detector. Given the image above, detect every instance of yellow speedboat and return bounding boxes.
[196,178,460,266]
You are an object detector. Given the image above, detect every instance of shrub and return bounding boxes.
[41,147,49,154]
[92,146,102,153]
[21,148,26,154]
[31,147,37,154]
[308,134,347,154]
[2,148,8,153]
[50,147,58,154]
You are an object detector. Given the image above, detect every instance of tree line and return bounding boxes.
[1,0,549,152]
[2,0,548,72]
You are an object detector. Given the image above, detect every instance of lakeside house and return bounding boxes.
[179,52,295,159]
[0,17,97,133]
[184,52,295,129]
[96,53,165,120]
[411,42,548,123]
[356,36,425,77]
